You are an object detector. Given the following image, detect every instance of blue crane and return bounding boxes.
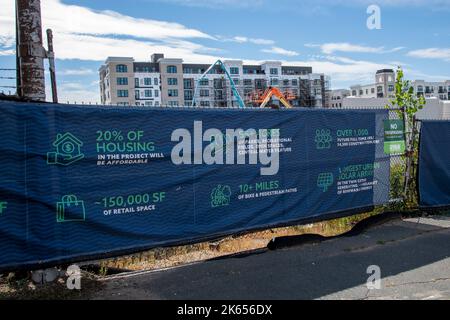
[191,60,246,109]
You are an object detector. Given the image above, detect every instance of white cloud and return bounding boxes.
[48,81,100,104]
[221,36,275,46]
[296,58,392,86]
[154,0,450,11]
[0,0,219,62]
[155,0,264,9]
[261,46,299,57]
[407,48,450,62]
[59,68,96,76]
[0,49,15,56]
[307,43,405,55]
[249,38,275,45]
[42,0,212,40]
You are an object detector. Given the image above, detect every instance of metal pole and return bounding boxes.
[16,0,46,101]
[46,29,58,103]
[15,0,20,96]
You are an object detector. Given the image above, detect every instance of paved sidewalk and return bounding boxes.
[94,216,450,300]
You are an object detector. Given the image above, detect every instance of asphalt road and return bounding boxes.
[95,215,450,300]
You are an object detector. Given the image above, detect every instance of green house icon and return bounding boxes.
[54,133,83,155]
[47,132,84,166]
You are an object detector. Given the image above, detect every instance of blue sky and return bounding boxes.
[0,0,449,103]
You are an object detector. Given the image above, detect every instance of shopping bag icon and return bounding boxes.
[56,195,86,222]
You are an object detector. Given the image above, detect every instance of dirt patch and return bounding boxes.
[0,271,103,300]
[98,212,376,272]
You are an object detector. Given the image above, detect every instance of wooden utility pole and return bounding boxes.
[16,0,46,101]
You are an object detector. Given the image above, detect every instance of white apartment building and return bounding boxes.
[348,69,450,101]
[350,69,396,99]
[411,80,450,100]
[327,89,351,108]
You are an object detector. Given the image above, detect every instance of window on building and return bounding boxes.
[145,101,153,107]
[167,66,177,73]
[214,79,224,89]
[270,68,278,75]
[255,79,265,89]
[144,90,152,98]
[168,89,178,97]
[270,78,279,86]
[155,101,160,107]
[365,89,369,94]
[200,101,210,107]
[184,79,193,89]
[243,79,252,86]
[135,78,139,87]
[184,67,193,74]
[215,91,224,100]
[169,101,179,107]
[352,90,357,96]
[230,67,239,75]
[377,86,383,93]
[168,78,178,86]
[359,90,364,95]
[135,90,140,99]
[184,90,193,101]
[283,80,290,86]
[154,90,159,97]
[232,78,239,85]
[292,79,298,86]
[117,77,128,85]
[200,89,209,97]
[144,78,152,86]
[154,78,159,86]
[199,79,209,86]
[388,85,394,92]
[371,88,375,94]
[116,64,128,73]
[117,90,129,97]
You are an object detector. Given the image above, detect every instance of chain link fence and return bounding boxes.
[336,106,432,213]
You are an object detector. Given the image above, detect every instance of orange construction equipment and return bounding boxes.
[256,87,294,109]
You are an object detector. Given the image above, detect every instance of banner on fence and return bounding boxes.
[419,120,450,208]
[0,101,390,270]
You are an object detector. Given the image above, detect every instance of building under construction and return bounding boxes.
[99,54,329,108]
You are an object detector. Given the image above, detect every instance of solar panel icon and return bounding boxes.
[317,173,334,192]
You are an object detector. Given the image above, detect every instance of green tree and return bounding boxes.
[386,67,426,207]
